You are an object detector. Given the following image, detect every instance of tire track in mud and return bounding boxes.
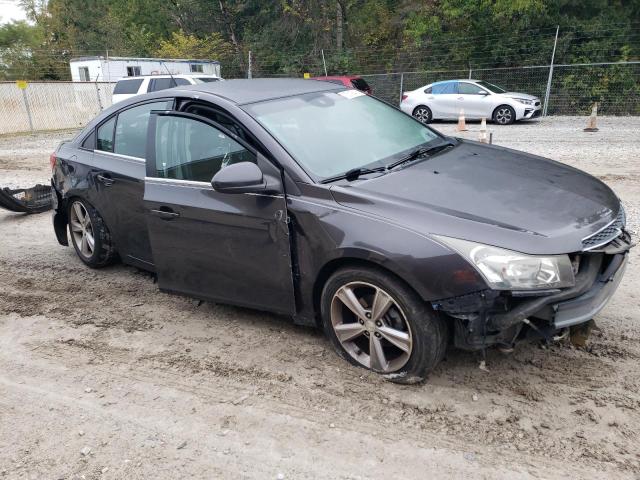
[7,327,639,475]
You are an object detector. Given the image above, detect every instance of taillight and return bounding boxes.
[49,152,57,170]
[401,94,408,102]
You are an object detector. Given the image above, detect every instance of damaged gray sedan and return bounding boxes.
[51,79,634,383]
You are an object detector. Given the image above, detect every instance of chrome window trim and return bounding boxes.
[143,176,283,198]
[95,150,145,164]
[145,177,211,188]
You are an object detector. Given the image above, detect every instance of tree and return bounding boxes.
[154,30,234,61]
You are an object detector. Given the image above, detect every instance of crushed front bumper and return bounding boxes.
[433,233,633,350]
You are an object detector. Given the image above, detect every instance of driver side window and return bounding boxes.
[154,116,255,182]
[458,83,486,95]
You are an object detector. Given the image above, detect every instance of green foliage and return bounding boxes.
[0,0,637,113]
[155,30,234,61]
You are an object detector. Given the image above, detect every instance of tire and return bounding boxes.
[67,198,116,268]
[493,105,516,125]
[321,266,447,384]
[412,105,432,124]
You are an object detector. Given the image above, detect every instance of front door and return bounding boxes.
[143,111,295,315]
[457,82,492,118]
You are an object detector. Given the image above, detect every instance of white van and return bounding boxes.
[111,74,221,104]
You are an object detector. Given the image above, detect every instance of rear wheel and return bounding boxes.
[68,199,116,268]
[321,266,447,384]
[493,105,516,125]
[413,105,432,124]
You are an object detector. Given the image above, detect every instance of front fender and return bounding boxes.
[288,185,487,325]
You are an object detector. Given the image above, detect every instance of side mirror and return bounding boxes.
[479,91,490,96]
[211,162,266,194]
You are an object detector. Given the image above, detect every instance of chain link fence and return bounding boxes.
[0,81,114,134]
[0,60,638,134]
[360,61,640,115]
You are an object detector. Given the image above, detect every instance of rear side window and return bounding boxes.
[196,77,219,83]
[114,101,172,158]
[424,86,432,94]
[81,130,96,149]
[153,116,255,182]
[431,82,458,94]
[96,117,116,152]
[350,78,370,91]
[113,79,143,95]
[148,77,190,92]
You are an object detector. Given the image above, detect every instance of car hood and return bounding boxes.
[500,92,539,101]
[330,140,620,255]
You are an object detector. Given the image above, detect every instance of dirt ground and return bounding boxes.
[1,117,639,479]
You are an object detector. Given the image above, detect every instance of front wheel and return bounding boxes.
[321,266,447,384]
[493,105,516,125]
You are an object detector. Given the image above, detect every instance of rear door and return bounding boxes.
[143,111,295,314]
[430,81,459,118]
[90,99,173,267]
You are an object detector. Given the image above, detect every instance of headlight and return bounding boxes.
[514,98,534,105]
[434,236,575,290]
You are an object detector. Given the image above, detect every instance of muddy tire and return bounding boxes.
[321,266,447,384]
[67,198,116,268]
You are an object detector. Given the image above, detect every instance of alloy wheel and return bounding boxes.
[330,281,412,373]
[413,107,431,123]
[70,201,95,259]
[495,107,513,124]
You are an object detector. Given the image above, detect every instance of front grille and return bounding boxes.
[582,208,626,250]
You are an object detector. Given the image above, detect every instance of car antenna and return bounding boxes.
[160,61,177,87]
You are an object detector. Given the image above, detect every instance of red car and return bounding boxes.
[312,75,372,94]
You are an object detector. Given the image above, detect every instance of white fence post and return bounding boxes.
[321,49,328,76]
[247,50,252,79]
[21,88,34,132]
[543,26,559,117]
[398,73,404,106]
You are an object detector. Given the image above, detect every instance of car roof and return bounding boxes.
[181,78,344,105]
[312,75,361,81]
[117,74,219,81]
[430,79,482,85]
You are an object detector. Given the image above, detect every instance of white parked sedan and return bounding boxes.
[400,79,542,125]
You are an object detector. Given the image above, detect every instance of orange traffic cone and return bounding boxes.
[583,103,599,132]
[479,117,488,143]
[456,109,468,132]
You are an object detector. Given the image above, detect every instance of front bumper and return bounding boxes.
[552,255,626,328]
[434,234,633,350]
[523,107,542,119]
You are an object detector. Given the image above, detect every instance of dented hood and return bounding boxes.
[330,140,621,255]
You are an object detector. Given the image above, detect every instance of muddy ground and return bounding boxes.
[1,117,639,479]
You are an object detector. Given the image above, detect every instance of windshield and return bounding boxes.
[244,91,440,179]
[475,81,507,93]
[194,77,220,83]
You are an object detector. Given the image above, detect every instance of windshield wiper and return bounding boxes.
[386,140,456,170]
[320,166,387,184]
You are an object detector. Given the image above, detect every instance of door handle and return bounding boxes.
[457,97,464,100]
[150,207,180,220]
[96,173,114,186]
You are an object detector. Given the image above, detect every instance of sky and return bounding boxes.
[0,0,29,24]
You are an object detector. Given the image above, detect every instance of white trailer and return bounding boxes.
[69,56,221,82]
